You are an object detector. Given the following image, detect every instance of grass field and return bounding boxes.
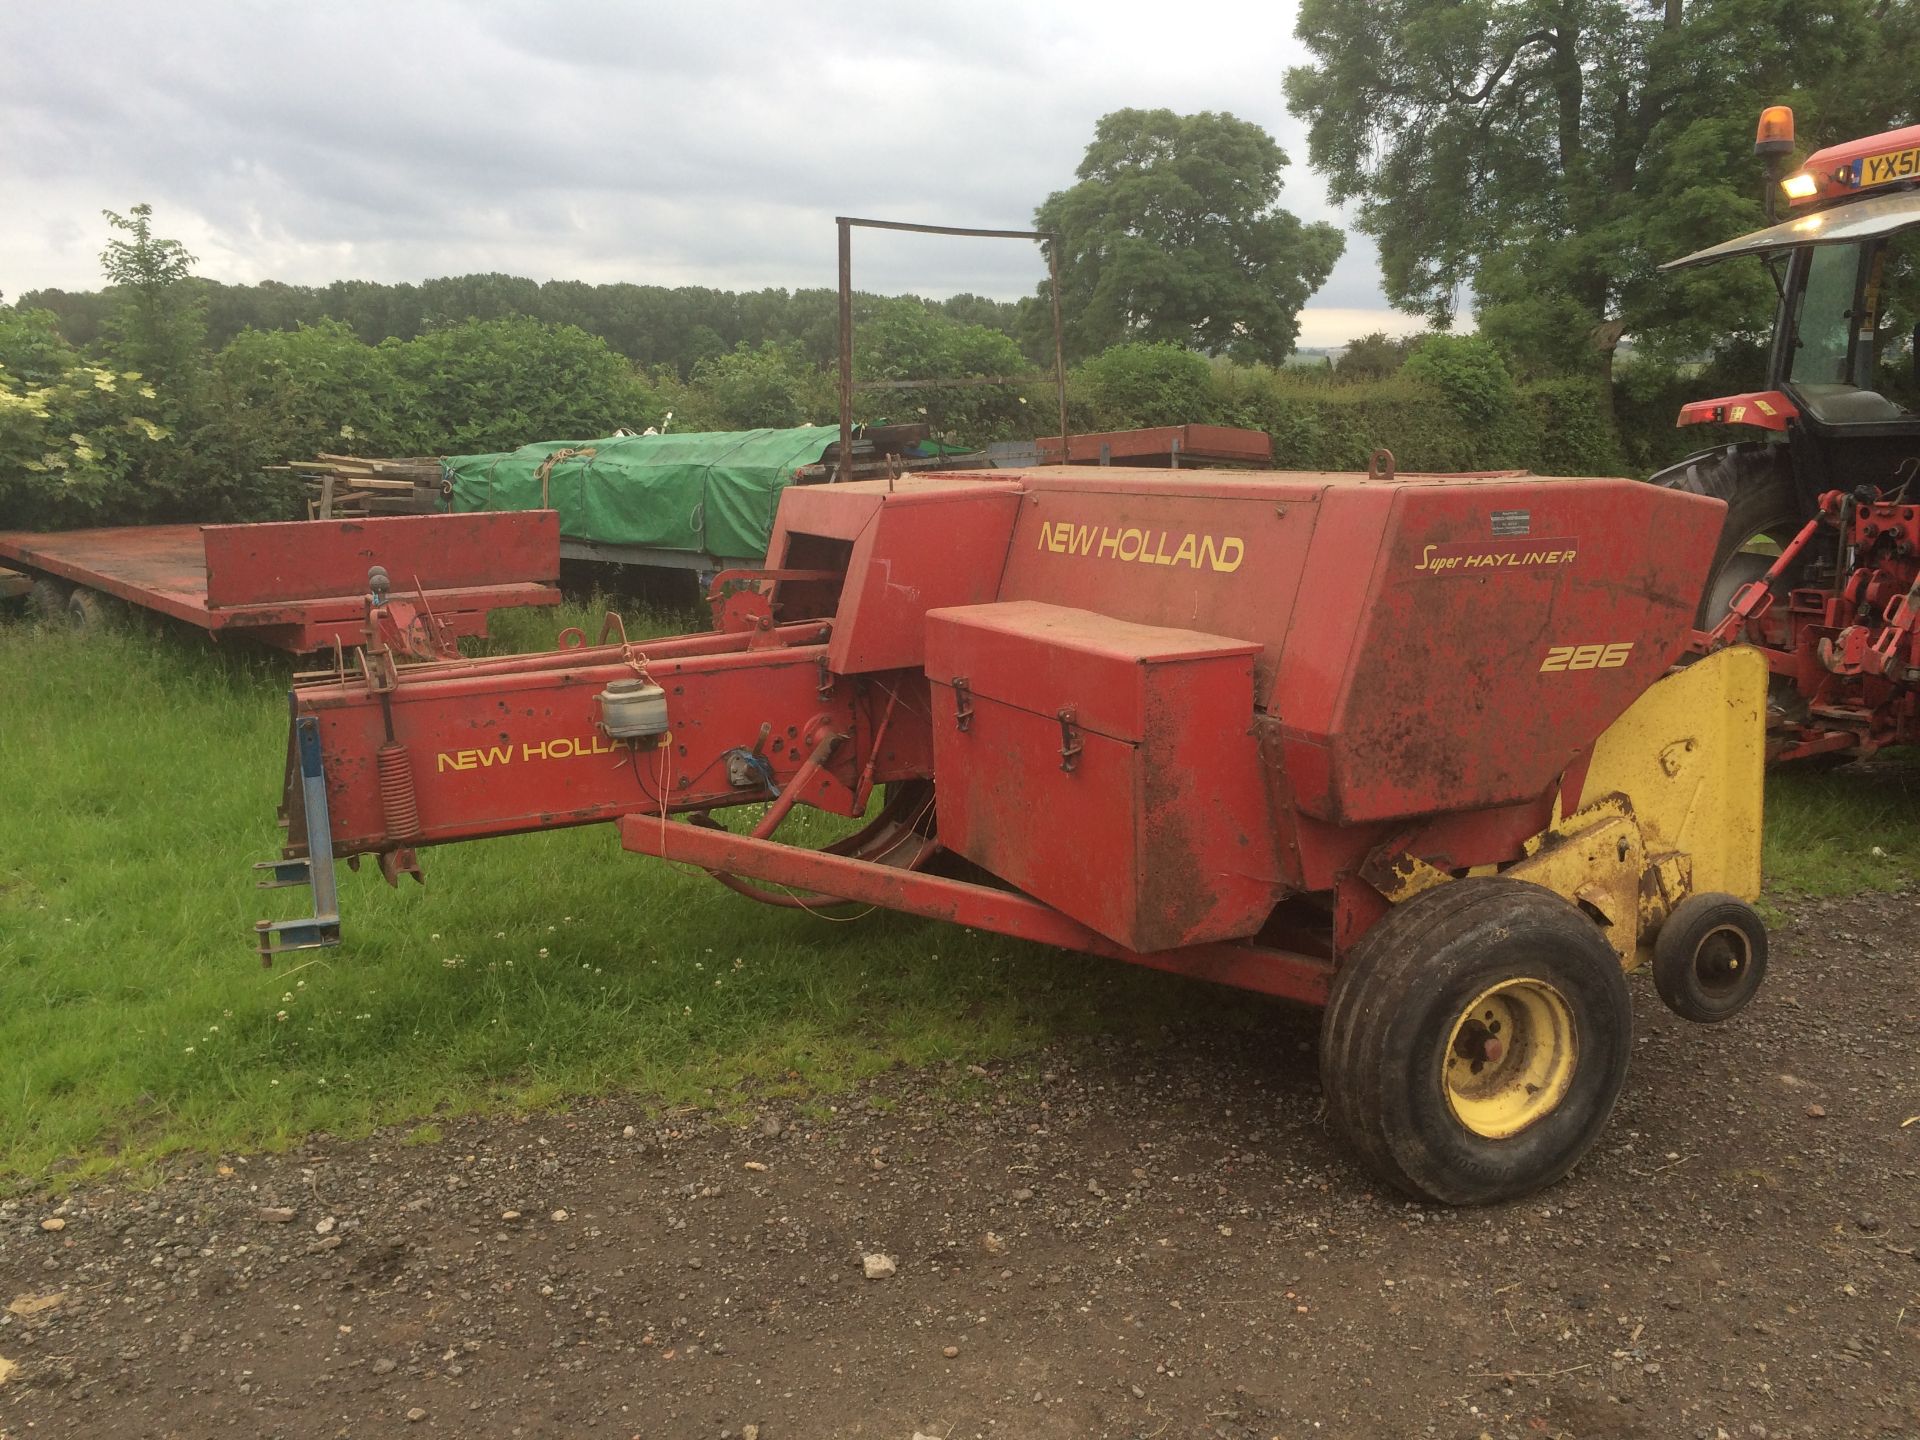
[2,603,1916,1194]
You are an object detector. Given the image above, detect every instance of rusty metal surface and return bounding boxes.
[924,600,1277,953]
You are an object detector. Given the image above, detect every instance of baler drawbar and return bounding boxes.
[259,465,1768,1204]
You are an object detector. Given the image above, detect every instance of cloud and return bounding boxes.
[0,0,1406,341]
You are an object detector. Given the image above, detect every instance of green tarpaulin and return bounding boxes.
[441,428,841,561]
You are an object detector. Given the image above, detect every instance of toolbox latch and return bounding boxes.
[1057,706,1082,772]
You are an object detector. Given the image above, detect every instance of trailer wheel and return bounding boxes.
[1652,892,1768,1024]
[1320,877,1632,1206]
[67,586,122,632]
[26,577,72,624]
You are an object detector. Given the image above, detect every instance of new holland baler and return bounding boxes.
[258,464,1768,1204]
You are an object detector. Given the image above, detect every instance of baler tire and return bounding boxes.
[26,577,72,624]
[1320,877,1632,1206]
[1652,892,1768,1024]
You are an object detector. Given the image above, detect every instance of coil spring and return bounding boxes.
[376,742,422,842]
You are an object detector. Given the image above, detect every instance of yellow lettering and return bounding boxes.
[1096,527,1122,559]
[1116,528,1145,562]
[1416,544,1437,571]
[522,740,546,762]
[1213,536,1244,573]
[1173,532,1199,568]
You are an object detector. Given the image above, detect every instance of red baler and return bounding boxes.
[260,466,1769,1203]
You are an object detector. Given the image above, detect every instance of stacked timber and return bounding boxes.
[277,455,444,519]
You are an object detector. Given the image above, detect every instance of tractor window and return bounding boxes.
[1790,242,1859,388]
[1867,230,1920,415]
[1784,238,1914,422]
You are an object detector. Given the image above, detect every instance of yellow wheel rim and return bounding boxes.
[1443,978,1578,1139]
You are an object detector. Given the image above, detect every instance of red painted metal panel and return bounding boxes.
[0,525,227,627]
[994,471,1327,703]
[617,815,1332,1006]
[924,601,1279,952]
[0,515,560,652]
[1270,478,1720,824]
[824,484,1022,675]
[202,512,558,608]
[291,627,937,855]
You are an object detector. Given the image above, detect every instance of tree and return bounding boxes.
[854,299,1033,443]
[98,203,206,404]
[1335,330,1419,380]
[0,308,169,529]
[1073,343,1218,429]
[1033,109,1344,364]
[1285,0,1920,377]
[682,342,828,431]
[383,317,661,454]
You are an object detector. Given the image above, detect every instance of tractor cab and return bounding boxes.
[1661,113,1920,513]
[1652,107,1920,760]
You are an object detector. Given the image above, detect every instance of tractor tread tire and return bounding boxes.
[1321,877,1632,1206]
[1649,443,1803,625]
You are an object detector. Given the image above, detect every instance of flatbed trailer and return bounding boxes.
[0,512,561,654]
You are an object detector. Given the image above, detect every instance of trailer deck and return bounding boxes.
[0,512,561,653]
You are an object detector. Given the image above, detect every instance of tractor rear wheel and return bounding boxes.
[1650,444,1805,626]
[1320,877,1632,1206]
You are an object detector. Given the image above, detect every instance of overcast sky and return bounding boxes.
[0,1,1416,348]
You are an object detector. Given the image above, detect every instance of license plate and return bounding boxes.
[1856,145,1920,189]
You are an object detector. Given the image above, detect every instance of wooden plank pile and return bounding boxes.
[275,455,445,519]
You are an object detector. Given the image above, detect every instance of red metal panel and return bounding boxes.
[1271,477,1722,824]
[824,483,1022,674]
[617,815,1332,1007]
[0,525,226,627]
[924,601,1279,952]
[0,516,560,651]
[302,646,856,853]
[992,471,1328,702]
[202,512,559,608]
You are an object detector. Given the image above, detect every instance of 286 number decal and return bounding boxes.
[1540,642,1633,673]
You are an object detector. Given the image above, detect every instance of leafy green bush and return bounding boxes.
[0,309,171,529]
[1402,334,1516,425]
[1073,342,1218,429]
[1521,377,1627,475]
[855,299,1033,442]
[209,321,415,472]
[681,341,829,431]
[383,318,662,453]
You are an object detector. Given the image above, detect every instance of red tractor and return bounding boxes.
[1656,106,1920,761]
